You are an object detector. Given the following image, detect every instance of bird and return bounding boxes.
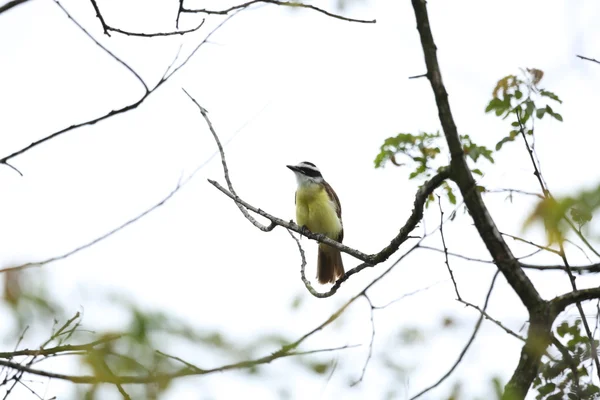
[287,161,344,284]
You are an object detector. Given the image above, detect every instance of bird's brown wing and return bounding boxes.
[323,181,344,242]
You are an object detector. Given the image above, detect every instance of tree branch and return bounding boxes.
[181,0,376,24]
[89,0,206,37]
[0,344,357,385]
[0,0,31,15]
[410,271,499,399]
[550,287,600,317]
[576,54,600,65]
[0,4,237,168]
[184,89,450,291]
[409,1,547,397]
[410,0,542,312]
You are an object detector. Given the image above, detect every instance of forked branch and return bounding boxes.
[185,89,450,290]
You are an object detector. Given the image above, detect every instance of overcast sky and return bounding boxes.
[2,0,600,399]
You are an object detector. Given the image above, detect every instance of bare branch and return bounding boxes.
[107,20,205,37]
[0,4,237,168]
[0,0,32,15]
[460,299,526,343]
[501,231,561,256]
[551,287,600,317]
[88,0,206,37]
[409,1,548,396]
[0,344,357,385]
[183,89,277,232]
[1,179,185,274]
[438,195,461,300]
[577,54,600,65]
[184,89,450,291]
[55,0,147,91]
[410,271,500,399]
[351,294,375,386]
[182,0,376,24]
[485,188,544,199]
[0,335,122,359]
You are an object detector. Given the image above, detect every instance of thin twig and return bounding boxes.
[501,231,561,256]
[410,271,500,399]
[576,54,600,65]
[1,180,186,274]
[0,4,237,167]
[184,89,450,288]
[460,300,526,343]
[350,295,375,386]
[517,105,600,381]
[0,0,31,14]
[183,89,277,232]
[438,195,461,300]
[56,0,148,92]
[182,0,376,24]
[0,344,358,385]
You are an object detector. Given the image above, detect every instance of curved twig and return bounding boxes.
[410,271,500,399]
[182,0,376,24]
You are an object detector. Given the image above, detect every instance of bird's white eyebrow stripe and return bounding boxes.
[297,162,320,172]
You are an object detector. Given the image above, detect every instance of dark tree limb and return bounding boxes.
[409,0,548,397]
[89,0,206,37]
[550,287,600,317]
[0,0,31,15]
[411,0,542,312]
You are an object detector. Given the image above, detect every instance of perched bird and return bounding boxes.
[287,162,344,284]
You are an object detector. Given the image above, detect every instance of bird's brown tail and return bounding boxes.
[317,244,344,284]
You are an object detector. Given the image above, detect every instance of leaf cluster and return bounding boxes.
[485,68,563,151]
[524,184,600,244]
[534,320,600,400]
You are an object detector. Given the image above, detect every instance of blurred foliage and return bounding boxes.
[534,319,600,400]
[524,184,600,244]
[0,270,331,399]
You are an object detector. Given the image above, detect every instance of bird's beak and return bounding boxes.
[287,165,299,172]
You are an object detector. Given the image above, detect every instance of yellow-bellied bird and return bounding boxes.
[287,162,344,284]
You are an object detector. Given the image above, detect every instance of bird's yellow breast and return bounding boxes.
[295,184,342,239]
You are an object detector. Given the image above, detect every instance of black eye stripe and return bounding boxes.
[299,167,322,178]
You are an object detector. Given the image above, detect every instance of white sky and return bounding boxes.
[2,0,600,399]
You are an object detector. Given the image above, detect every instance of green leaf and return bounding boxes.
[536,108,546,119]
[538,382,556,396]
[540,89,562,104]
[511,121,520,127]
[472,168,483,176]
[444,183,457,205]
[515,90,523,99]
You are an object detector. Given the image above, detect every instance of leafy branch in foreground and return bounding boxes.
[373,131,492,206]
[485,68,563,151]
